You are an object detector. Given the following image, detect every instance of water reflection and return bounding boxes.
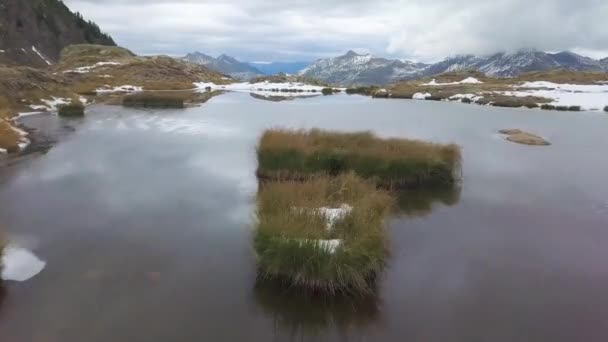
[254,281,380,339]
[393,185,462,217]
[249,93,320,102]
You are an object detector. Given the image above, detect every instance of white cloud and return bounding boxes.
[65,0,608,62]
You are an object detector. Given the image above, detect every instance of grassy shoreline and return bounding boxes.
[257,129,462,189]
[255,174,393,295]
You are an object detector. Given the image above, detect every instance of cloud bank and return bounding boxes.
[65,0,608,62]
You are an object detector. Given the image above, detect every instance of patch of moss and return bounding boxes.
[58,103,85,117]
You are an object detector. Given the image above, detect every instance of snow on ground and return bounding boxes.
[500,81,608,111]
[516,81,608,93]
[96,85,143,94]
[28,97,71,112]
[64,62,121,74]
[194,81,333,97]
[422,77,483,86]
[449,93,484,102]
[413,92,432,100]
[31,46,52,65]
[500,89,608,111]
[1,245,46,282]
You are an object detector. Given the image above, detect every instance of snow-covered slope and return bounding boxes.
[299,50,429,86]
[183,52,264,81]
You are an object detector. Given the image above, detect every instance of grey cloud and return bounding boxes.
[65,0,608,62]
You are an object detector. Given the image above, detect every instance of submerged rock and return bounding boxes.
[499,129,551,146]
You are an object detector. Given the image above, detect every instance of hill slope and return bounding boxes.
[0,0,115,67]
[183,52,264,80]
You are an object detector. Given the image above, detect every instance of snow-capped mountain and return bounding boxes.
[183,52,264,80]
[428,50,606,77]
[299,50,429,85]
[299,50,608,85]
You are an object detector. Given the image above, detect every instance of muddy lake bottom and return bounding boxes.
[1,93,608,341]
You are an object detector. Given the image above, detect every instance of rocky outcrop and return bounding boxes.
[0,0,115,67]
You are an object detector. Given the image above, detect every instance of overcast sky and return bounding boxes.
[64,0,608,62]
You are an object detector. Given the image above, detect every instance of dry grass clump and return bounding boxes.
[58,103,85,117]
[0,120,22,152]
[255,174,393,295]
[123,93,185,108]
[257,129,462,189]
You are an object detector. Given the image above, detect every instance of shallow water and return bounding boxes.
[1,93,608,341]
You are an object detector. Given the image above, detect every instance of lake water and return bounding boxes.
[1,93,607,341]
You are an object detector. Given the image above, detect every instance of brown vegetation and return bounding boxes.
[257,129,462,188]
[499,129,550,146]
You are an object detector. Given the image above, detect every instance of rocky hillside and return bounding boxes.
[0,0,115,67]
[300,50,428,85]
[301,50,608,86]
[183,52,263,80]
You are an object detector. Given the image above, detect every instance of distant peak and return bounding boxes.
[344,50,361,57]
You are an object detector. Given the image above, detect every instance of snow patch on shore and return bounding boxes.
[516,81,608,93]
[29,97,71,112]
[96,85,143,94]
[194,81,332,97]
[413,92,432,100]
[500,81,608,111]
[1,245,46,282]
[449,93,484,102]
[422,77,483,86]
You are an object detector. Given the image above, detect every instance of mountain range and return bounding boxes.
[300,50,608,85]
[183,52,265,81]
[248,61,311,76]
[0,0,115,67]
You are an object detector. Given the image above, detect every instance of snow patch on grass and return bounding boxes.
[450,93,484,102]
[294,239,343,254]
[64,62,121,74]
[413,92,432,100]
[422,77,483,86]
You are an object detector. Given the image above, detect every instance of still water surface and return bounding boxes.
[1,93,607,341]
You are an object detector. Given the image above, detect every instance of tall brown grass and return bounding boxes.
[257,129,462,188]
[255,174,393,295]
